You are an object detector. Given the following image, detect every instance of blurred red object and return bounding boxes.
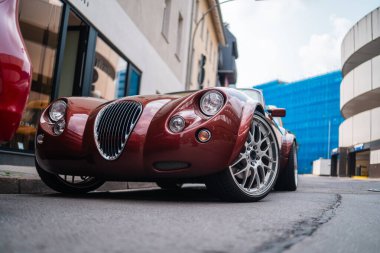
[0,0,32,142]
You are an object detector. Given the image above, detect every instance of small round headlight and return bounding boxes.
[49,100,67,122]
[169,116,185,133]
[200,91,224,116]
[53,120,66,135]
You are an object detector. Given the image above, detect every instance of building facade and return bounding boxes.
[0,0,224,157]
[119,0,193,93]
[254,71,344,174]
[188,0,226,90]
[338,7,380,178]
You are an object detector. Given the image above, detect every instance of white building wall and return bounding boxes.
[352,111,371,144]
[341,28,355,65]
[370,150,380,164]
[353,60,371,97]
[340,55,380,118]
[67,0,187,95]
[341,7,380,68]
[353,13,372,51]
[371,107,380,141]
[339,117,352,147]
[340,71,353,109]
[373,8,380,38]
[373,55,380,89]
[340,7,380,177]
[339,108,380,148]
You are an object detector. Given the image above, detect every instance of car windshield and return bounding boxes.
[238,89,264,104]
[165,90,196,97]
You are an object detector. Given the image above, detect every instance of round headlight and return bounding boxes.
[53,120,66,135]
[169,116,185,133]
[49,100,67,122]
[200,91,224,116]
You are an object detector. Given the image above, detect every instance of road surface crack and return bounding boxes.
[254,193,342,253]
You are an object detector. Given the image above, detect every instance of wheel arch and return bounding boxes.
[255,104,265,115]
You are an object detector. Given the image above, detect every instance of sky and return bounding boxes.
[220,0,380,87]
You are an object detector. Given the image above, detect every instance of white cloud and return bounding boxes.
[298,15,351,76]
[221,0,306,87]
[221,0,380,88]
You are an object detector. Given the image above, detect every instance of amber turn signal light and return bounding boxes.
[197,129,211,143]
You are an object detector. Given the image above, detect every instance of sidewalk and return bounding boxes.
[0,165,157,194]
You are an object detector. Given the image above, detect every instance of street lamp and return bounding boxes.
[185,0,264,90]
[186,0,233,90]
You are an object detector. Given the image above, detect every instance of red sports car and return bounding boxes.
[35,88,298,202]
[0,0,32,142]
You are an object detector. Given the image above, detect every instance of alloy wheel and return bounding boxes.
[229,114,279,196]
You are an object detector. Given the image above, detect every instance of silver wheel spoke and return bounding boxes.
[247,168,256,191]
[231,154,245,167]
[258,133,270,146]
[241,164,253,186]
[233,163,250,176]
[255,170,261,189]
[261,144,270,154]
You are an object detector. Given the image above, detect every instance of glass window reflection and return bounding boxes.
[91,37,127,100]
[1,0,63,152]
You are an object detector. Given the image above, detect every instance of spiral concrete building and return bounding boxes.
[335,7,380,178]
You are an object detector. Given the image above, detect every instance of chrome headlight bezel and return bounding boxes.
[49,100,67,122]
[199,91,225,116]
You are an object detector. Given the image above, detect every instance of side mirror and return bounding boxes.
[268,108,286,117]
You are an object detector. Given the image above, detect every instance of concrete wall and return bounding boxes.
[340,55,380,118]
[67,0,189,94]
[339,7,380,153]
[339,108,380,147]
[341,7,380,69]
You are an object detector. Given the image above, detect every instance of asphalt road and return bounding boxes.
[1,176,379,253]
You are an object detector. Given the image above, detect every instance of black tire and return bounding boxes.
[156,181,183,190]
[35,160,105,194]
[206,112,280,202]
[274,142,298,191]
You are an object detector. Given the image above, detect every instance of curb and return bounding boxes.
[0,177,157,194]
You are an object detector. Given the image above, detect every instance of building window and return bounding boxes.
[162,0,171,41]
[117,71,127,98]
[57,11,88,98]
[0,0,63,152]
[175,13,183,60]
[127,65,141,96]
[91,37,128,100]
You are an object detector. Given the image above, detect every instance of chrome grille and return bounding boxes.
[94,101,142,160]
